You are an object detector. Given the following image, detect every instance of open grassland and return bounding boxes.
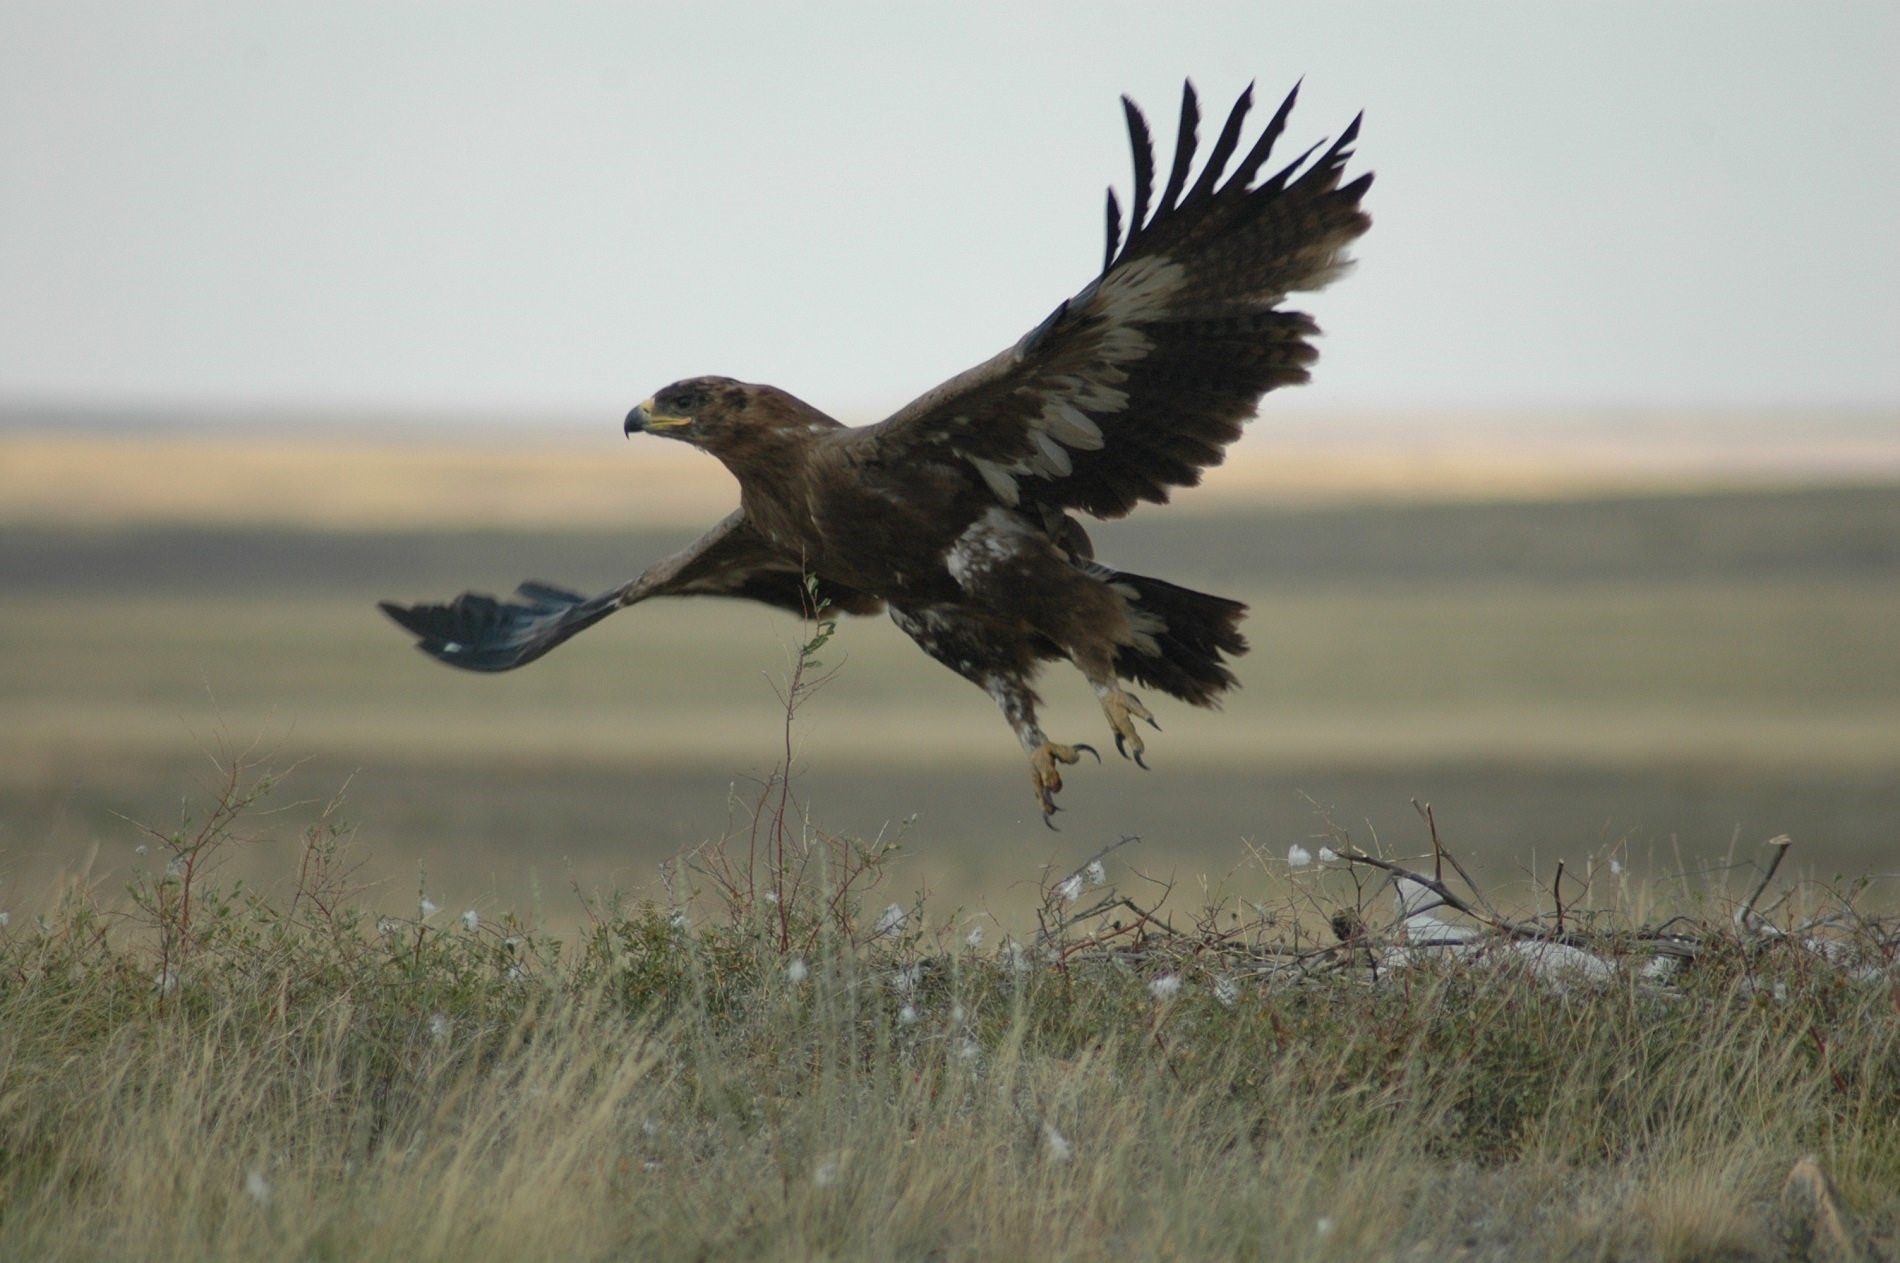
[4,432,1899,1257]
[3,482,1899,929]
[0,767,1895,1261]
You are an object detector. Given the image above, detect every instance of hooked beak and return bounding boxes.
[624,398,694,437]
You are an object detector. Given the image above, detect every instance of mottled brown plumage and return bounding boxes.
[380,80,1372,820]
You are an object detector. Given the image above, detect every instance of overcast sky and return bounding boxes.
[2,2,1895,426]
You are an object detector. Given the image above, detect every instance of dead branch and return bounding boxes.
[1735,835,1793,932]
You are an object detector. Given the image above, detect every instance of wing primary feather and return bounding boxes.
[1187,81,1253,204]
[377,584,618,673]
[1258,136,1328,196]
[1287,113,1365,196]
[1232,78,1300,189]
[1102,187,1122,275]
[1327,112,1365,166]
[1120,95,1155,244]
[1155,80,1201,214]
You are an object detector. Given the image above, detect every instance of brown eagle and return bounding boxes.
[381,80,1371,821]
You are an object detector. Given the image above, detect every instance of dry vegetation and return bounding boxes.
[2,735,1896,1260]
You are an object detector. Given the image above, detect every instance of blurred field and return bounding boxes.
[3,427,1898,927]
[7,407,1898,528]
[3,417,1900,923]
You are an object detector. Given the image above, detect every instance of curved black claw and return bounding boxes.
[1134,749,1149,770]
[1073,743,1101,764]
[1114,732,1129,760]
[1042,811,1061,832]
[1122,692,1161,732]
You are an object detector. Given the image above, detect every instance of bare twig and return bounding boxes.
[1337,849,1617,952]
[1736,835,1794,931]
[1409,798,1504,922]
[1413,799,1445,885]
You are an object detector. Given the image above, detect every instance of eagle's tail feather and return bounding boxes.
[1106,570,1248,707]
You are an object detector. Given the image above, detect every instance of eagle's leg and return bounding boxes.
[985,677,1101,820]
[888,603,1095,821]
[1072,646,1163,769]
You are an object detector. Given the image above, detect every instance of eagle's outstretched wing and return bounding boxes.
[853,81,1371,520]
[378,509,883,673]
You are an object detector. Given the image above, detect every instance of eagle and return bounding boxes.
[381,80,1371,822]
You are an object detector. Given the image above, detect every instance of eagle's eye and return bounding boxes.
[666,388,706,413]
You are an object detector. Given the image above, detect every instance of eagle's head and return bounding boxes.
[623,376,744,447]
[625,376,838,463]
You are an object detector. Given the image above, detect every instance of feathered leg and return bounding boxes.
[888,603,1095,823]
[981,673,1100,821]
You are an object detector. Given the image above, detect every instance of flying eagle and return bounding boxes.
[381,80,1371,821]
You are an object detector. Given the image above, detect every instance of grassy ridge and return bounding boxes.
[1,763,1894,1260]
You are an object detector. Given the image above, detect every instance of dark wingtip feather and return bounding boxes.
[1120,95,1155,246]
[1155,80,1202,214]
[514,580,587,609]
[1233,79,1302,189]
[1258,136,1327,196]
[377,599,431,638]
[1287,111,1368,198]
[1333,111,1364,155]
[1187,81,1255,203]
[1102,187,1122,274]
[379,583,614,674]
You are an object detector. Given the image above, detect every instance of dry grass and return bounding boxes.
[0,754,1895,1261]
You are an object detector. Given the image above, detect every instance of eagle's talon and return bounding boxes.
[1073,742,1100,764]
[1029,740,1091,818]
[1100,687,1154,766]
